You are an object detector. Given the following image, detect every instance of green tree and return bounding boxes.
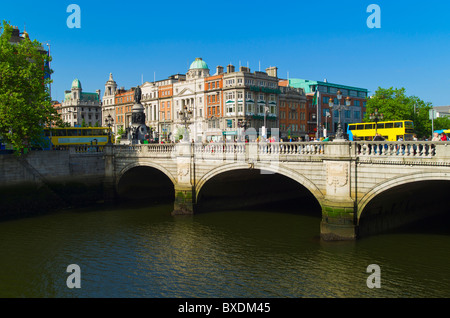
[364,87,433,138]
[0,21,60,152]
[433,117,450,131]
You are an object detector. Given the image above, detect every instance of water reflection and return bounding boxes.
[0,204,449,297]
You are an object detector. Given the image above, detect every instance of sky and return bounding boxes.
[2,0,450,106]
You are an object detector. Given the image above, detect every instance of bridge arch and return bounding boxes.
[116,162,177,190]
[358,171,450,220]
[195,162,325,205]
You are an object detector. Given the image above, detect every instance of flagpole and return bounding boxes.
[316,88,320,140]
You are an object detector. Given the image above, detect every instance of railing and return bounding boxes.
[69,145,105,154]
[113,144,175,156]
[109,141,450,160]
[353,141,439,158]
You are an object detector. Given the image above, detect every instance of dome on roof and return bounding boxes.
[189,58,209,70]
[72,79,82,89]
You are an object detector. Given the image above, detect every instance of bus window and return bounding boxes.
[67,129,79,136]
[364,124,374,130]
[349,125,357,131]
[394,122,403,128]
[82,129,92,136]
[357,124,364,130]
[377,123,384,129]
[55,129,66,136]
[385,123,393,129]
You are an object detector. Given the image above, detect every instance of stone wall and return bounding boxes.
[0,151,105,219]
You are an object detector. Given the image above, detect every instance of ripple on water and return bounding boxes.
[0,204,449,297]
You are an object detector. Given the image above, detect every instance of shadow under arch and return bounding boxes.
[357,173,450,237]
[195,162,323,215]
[116,163,175,203]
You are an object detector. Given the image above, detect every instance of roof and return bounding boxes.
[64,92,99,102]
[288,78,368,94]
[72,79,82,89]
[189,57,209,70]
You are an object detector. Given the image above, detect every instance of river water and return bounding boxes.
[0,202,449,298]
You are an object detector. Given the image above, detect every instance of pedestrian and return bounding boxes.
[373,133,384,141]
[432,133,440,141]
[441,133,447,141]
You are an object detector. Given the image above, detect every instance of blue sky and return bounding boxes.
[2,0,449,105]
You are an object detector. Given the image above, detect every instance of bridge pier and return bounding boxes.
[320,199,357,241]
[172,185,195,215]
[172,142,195,216]
[320,155,357,240]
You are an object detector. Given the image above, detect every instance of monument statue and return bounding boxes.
[134,85,142,104]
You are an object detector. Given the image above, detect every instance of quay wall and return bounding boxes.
[0,151,105,219]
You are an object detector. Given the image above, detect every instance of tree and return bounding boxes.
[433,117,450,131]
[364,87,433,138]
[0,21,61,152]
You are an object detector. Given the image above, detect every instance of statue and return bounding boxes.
[134,85,142,104]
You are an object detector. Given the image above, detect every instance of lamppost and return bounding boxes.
[324,111,331,137]
[369,108,384,136]
[105,114,114,144]
[263,106,269,138]
[329,90,351,140]
[179,105,193,142]
[238,118,251,141]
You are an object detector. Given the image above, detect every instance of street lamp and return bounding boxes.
[263,106,269,138]
[329,90,351,140]
[105,114,114,144]
[179,105,193,142]
[325,111,331,137]
[369,108,384,136]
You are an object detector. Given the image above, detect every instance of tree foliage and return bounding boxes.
[0,20,62,152]
[364,87,433,138]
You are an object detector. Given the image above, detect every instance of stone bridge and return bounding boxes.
[104,140,450,240]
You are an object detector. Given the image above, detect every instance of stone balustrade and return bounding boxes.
[109,141,450,161]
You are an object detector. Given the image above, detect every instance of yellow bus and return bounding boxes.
[347,120,415,141]
[43,127,113,148]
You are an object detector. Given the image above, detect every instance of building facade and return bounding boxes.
[102,73,117,133]
[61,79,102,127]
[287,79,368,139]
[278,80,307,140]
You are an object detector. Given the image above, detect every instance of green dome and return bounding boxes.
[189,58,208,70]
[72,79,82,89]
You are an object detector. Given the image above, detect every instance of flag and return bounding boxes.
[312,89,318,106]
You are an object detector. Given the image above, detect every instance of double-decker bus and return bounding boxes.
[43,127,113,149]
[347,120,415,141]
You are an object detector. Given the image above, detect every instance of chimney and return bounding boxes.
[239,66,250,73]
[266,66,278,78]
[227,64,235,73]
[216,65,224,75]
